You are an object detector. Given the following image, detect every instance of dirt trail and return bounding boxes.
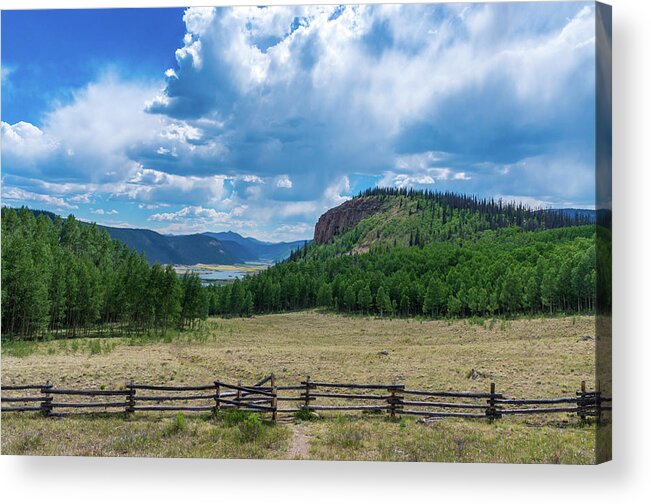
[286,423,310,459]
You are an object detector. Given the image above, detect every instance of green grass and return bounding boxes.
[1,412,290,459]
[308,416,596,463]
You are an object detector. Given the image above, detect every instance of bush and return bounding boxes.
[216,409,257,427]
[236,414,263,443]
[164,412,187,436]
[294,406,317,422]
[214,410,267,443]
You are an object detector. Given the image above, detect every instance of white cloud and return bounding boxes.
[277,201,317,218]
[91,208,119,215]
[2,75,161,183]
[2,187,77,210]
[394,151,451,171]
[241,175,264,184]
[124,167,229,206]
[138,203,170,210]
[275,175,293,189]
[149,205,228,222]
[494,195,555,209]
[68,193,93,204]
[1,121,59,171]
[324,176,352,206]
[147,204,256,235]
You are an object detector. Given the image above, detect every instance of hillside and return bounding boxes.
[310,188,595,258]
[204,231,308,262]
[209,189,602,319]
[102,227,238,265]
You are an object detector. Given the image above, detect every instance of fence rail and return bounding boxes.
[1,376,611,423]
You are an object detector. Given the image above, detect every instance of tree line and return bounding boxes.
[208,225,598,318]
[1,207,208,340]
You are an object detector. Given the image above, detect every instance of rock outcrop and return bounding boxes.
[313,197,384,245]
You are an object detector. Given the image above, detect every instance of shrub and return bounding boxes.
[293,406,317,422]
[236,413,263,443]
[214,410,267,443]
[89,340,102,355]
[164,412,187,436]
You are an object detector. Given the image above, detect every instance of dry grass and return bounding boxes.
[1,311,599,462]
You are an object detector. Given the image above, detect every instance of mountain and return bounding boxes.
[310,188,596,256]
[203,231,308,262]
[100,227,239,265]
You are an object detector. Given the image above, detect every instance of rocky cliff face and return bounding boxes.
[313,197,384,245]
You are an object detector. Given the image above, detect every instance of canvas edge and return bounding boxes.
[595,0,612,465]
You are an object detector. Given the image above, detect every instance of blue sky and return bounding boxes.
[1,3,598,241]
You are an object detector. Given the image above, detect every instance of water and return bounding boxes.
[175,263,270,285]
[195,269,248,283]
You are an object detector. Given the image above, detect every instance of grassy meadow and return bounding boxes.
[1,311,599,463]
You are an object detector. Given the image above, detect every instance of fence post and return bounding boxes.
[388,380,403,419]
[595,379,602,424]
[486,382,500,422]
[236,380,242,410]
[303,375,312,411]
[126,379,135,416]
[578,380,587,422]
[214,381,221,414]
[270,374,278,422]
[41,380,52,417]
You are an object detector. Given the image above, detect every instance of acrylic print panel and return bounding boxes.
[0,2,611,464]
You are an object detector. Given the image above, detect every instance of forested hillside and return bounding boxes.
[1,189,605,338]
[309,187,594,258]
[1,207,208,340]
[208,189,601,319]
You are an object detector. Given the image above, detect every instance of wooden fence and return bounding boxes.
[1,376,611,422]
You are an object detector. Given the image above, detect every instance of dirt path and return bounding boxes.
[286,423,311,459]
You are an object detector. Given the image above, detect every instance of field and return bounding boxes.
[1,311,599,463]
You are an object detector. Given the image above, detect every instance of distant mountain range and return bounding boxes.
[203,231,309,262]
[102,227,307,265]
[101,226,242,265]
[19,207,308,265]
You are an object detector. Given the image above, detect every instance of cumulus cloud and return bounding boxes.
[91,208,119,215]
[2,3,598,239]
[2,187,77,210]
[140,4,595,199]
[123,167,229,206]
[2,74,160,183]
[275,175,293,189]
[1,121,59,172]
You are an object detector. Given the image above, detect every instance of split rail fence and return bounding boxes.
[1,376,611,422]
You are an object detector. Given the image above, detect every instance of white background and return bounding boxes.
[0,0,649,502]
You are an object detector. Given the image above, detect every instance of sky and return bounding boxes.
[1,3,598,241]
